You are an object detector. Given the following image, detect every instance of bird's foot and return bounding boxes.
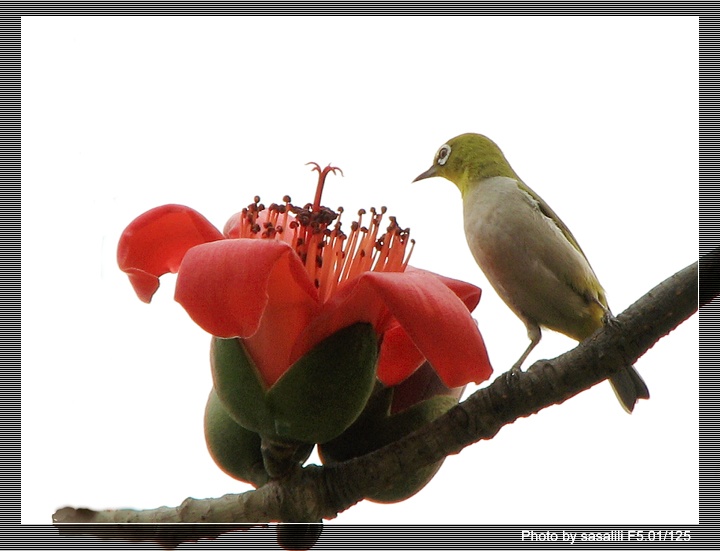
[602,311,620,328]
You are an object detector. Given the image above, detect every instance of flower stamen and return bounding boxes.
[232,164,413,303]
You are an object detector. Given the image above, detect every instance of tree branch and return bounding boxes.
[54,252,704,546]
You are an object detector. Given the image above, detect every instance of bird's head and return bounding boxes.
[413,133,519,196]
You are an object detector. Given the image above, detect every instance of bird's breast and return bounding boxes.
[462,176,605,340]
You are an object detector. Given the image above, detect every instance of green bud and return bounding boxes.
[203,388,269,487]
[276,522,323,550]
[319,362,462,503]
[366,394,458,503]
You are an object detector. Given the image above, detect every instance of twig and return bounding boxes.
[54,252,703,546]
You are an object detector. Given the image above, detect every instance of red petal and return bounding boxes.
[117,205,224,303]
[405,266,482,312]
[296,269,493,388]
[377,270,485,385]
[365,270,492,387]
[223,211,243,238]
[175,239,319,386]
[377,323,426,386]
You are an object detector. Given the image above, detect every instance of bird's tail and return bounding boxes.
[609,366,650,413]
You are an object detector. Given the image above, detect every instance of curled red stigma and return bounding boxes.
[307,162,344,211]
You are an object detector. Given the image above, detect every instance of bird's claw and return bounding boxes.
[503,365,523,391]
[602,311,620,328]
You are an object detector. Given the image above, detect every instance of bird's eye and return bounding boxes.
[436,144,451,166]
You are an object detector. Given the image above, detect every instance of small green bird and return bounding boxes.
[414,133,649,412]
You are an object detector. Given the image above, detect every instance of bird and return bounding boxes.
[413,133,649,412]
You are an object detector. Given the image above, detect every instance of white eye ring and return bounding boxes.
[436,144,451,166]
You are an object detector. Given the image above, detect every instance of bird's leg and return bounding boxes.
[594,298,620,328]
[511,322,542,372]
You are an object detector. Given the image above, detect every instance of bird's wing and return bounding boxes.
[521,181,610,310]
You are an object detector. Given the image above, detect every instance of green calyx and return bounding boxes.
[211,322,379,444]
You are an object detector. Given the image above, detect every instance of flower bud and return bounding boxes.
[276,523,323,551]
[203,389,269,487]
[318,362,463,503]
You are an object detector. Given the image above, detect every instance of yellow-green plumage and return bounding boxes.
[414,133,649,412]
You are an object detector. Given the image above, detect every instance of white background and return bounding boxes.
[22,17,698,526]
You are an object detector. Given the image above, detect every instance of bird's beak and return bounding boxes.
[413,165,437,182]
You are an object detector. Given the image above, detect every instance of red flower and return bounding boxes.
[117,165,492,388]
